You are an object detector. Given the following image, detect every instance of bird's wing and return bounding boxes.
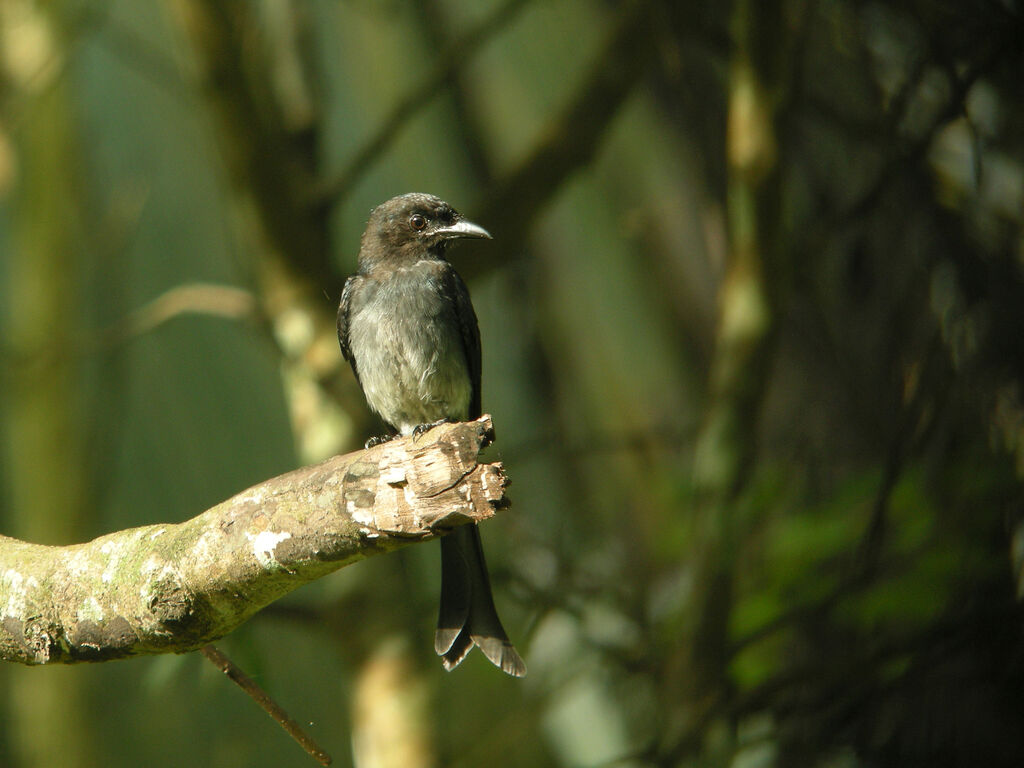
[337,275,362,385]
[442,267,482,419]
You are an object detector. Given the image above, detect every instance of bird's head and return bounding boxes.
[357,193,491,271]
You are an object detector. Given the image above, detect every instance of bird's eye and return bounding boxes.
[410,214,427,231]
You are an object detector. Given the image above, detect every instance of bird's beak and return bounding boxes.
[435,218,492,240]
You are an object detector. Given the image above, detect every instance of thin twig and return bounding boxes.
[200,644,332,766]
[94,283,258,348]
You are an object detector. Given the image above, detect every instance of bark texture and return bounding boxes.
[0,417,506,665]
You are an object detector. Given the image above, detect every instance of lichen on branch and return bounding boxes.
[0,417,507,665]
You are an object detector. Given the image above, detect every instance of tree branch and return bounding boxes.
[463,0,655,278]
[0,417,507,665]
[200,644,333,765]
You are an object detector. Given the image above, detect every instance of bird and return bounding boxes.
[337,193,526,677]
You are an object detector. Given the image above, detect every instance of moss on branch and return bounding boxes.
[0,417,506,665]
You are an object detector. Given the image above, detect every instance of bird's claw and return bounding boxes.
[413,418,452,439]
[364,433,396,449]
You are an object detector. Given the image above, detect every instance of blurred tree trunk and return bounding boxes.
[168,0,366,464]
[0,2,97,765]
[352,640,436,768]
[683,0,783,737]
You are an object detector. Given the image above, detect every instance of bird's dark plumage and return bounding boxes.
[338,193,525,677]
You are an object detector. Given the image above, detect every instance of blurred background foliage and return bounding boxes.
[1,0,1023,766]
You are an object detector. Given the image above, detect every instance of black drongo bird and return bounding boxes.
[337,193,526,677]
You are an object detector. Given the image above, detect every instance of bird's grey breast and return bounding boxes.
[347,262,473,433]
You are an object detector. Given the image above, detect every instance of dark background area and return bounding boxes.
[1,0,1023,766]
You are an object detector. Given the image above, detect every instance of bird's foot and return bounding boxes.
[364,433,397,449]
[413,418,452,439]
